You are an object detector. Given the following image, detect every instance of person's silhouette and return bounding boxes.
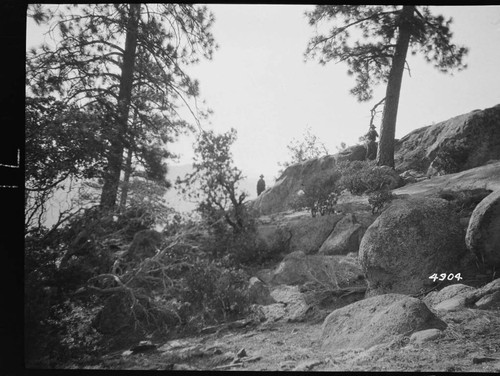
[257,174,266,196]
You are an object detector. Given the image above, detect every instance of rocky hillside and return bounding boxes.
[250,104,500,216]
[394,104,500,175]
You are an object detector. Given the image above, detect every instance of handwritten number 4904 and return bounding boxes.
[429,273,463,282]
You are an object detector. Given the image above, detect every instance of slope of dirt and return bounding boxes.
[65,303,500,372]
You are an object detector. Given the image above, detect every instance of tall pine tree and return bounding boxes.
[27,4,216,209]
[305,5,468,167]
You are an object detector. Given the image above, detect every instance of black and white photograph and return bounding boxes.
[23,3,500,371]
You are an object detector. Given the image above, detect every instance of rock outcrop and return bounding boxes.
[394,104,500,175]
[359,197,467,297]
[250,105,500,216]
[256,211,343,255]
[424,284,476,308]
[270,251,364,287]
[251,155,337,215]
[465,190,500,266]
[392,161,500,198]
[318,213,365,255]
[321,294,446,352]
[248,277,276,306]
[423,279,500,312]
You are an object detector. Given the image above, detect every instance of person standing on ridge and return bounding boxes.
[365,124,379,161]
[257,174,266,196]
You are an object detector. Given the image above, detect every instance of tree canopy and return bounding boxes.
[176,128,249,234]
[278,126,330,175]
[305,5,468,167]
[26,4,217,209]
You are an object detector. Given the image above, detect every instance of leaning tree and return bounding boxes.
[305,5,468,167]
[26,4,216,210]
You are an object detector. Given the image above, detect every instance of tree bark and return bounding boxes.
[119,147,133,212]
[100,3,140,210]
[376,5,415,168]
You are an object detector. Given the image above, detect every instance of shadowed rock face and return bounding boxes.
[465,190,500,267]
[394,104,500,175]
[359,197,467,297]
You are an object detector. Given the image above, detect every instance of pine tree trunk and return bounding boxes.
[100,3,140,210]
[376,6,415,168]
[119,147,133,212]
[119,106,140,211]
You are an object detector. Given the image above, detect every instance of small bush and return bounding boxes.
[337,160,398,195]
[180,261,250,327]
[368,188,395,214]
[291,171,341,217]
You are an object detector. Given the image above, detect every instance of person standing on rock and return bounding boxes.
[257,174,266,196]
[364,124,379,161]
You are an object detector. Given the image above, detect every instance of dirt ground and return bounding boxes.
[72,304,500,372]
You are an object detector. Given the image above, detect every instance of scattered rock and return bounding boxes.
[292,359,323,371]
[270,285,310,322]
[359,197,467,296]
[255,212,343,255]
[321,294,447,353]
[424,283,476,308]
[433,297,467,312]
[255,268,274,285]
[287,214,344,254]
[409,328,443,344]
[465,190,500,267]
[248,277,275,305]
[465,278,500,307]
[279,360,296,370]
[157,339,192,352]
[318,213,365,255]
[474,291,500,309]
[172,364,198,370]
[270,251,364,287]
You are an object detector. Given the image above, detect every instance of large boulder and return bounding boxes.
[247,277,275,305]
[321,294,446,352]
[270,251,364,287]
[359,197,467,297]
[256,211,343,255]
[255,285,311,323]
[424,283,476,308]
[394,104,500,175]
[465,190,500,267]
[318,213,365,255]
[423,278,500,312]
[287,214,343,254]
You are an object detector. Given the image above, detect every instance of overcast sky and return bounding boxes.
[27,5,500,184]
